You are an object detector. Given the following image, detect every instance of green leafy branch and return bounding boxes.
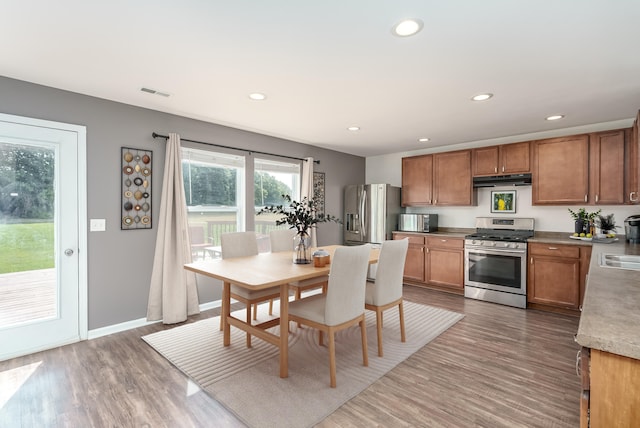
[258,194,341,234]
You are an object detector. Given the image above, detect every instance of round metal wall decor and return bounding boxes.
[121,147,152,230]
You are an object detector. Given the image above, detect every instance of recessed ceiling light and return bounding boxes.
[347,126,360,131]
[249,93,266,100]
[471,93,493,101]
[546,115,565,121]
[392,19,423,37]
[418,138,430,142]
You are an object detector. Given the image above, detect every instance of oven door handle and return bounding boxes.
[465,247,526,256]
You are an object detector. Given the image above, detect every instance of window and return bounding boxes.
[254,158,301,251]
[182,147,245,260]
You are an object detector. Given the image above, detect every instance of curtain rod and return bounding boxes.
[152,132,320,164]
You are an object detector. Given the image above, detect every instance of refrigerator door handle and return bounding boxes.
[360,189,366,241]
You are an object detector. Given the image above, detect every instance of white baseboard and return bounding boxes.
[87,299,222,340]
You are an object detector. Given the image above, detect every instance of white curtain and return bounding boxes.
[300,157,317,247]
[147,133,200,324]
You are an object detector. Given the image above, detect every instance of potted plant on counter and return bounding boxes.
[595,214,619,237]
[568,208,601,236]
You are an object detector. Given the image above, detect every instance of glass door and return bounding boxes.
[0,114,85,361]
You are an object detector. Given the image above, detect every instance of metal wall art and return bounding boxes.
[121,147,152,229]
[313,171,325,217]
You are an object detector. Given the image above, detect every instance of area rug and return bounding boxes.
[142,301,464,428]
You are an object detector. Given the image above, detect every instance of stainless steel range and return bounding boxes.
[464,217,535,308]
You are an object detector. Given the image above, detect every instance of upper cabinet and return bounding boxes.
[627,110,640,204]
[401,154,433,206]
[589,129,626,205]
[472,141,530,176]
[532,135,590,205]
[433,150,475,206]
[402,150,475,207]
[533,131,628,205]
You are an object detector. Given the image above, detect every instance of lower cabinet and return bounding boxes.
[581,348,640,427]
[393,233,464,293]
[527,242,591,312]
[425,236,464,291]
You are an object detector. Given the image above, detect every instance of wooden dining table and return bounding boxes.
[184,244,379,378]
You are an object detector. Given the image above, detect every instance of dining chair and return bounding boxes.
[364,238,409,357]
[220,231,281,347]
[288,244,371,388]
[269,228,329,300]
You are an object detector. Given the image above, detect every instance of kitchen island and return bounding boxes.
[575,240,640,428]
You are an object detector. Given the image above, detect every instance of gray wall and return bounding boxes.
[0,76,365,329]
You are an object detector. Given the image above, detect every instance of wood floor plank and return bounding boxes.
[0,286,580,427]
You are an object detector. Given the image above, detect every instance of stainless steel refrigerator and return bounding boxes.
[344,184,401,245]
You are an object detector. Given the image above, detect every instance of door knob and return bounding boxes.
[64,249,74,256]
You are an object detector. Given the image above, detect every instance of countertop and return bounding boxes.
[576,240,640,360]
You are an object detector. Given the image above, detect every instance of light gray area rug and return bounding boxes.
[142,301,464,428]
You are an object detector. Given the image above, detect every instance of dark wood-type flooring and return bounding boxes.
[0,286,580,427]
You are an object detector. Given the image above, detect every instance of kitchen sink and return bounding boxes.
[599,254,640,271]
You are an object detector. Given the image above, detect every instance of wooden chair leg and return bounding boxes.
[360,318,369,367]
[219,311,224,331]
[296,289,302,328]
[319,330,324,347]
[252,303,258,321]
[246,305,252,348]
[375,308,384,357]
[399,300,406,343]
[380,310,384,328]
[268,299,273,316]
[328,328,337,388]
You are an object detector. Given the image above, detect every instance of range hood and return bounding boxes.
[473,173,532,188]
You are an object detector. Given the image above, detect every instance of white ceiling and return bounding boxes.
[2,1,640,157]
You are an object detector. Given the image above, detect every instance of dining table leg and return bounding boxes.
[279,282,289,378]
[223,281,231,346]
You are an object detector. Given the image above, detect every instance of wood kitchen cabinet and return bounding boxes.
[472,141,530,176]
[532,135,589,205]
[581,348,640,427]
[626,110,640,204]
[393,233,425,282]
[433,150,475,206]
[425,236,464,291]
[393,233,464,294]
[589,129,626,205]
[527,243,591,313]
[401,155,433,206]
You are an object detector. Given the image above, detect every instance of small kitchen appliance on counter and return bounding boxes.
[398,213,438,232]
[464,217,535,309]
[624,215,640,243]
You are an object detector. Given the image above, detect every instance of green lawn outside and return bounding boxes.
[0,222,54,274]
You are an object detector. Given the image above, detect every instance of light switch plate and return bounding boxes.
[90,219,106,232]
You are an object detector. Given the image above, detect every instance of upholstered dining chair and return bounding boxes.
[269,228,329,299]
[364,238,409,357]
[220,231,281,347]
[288,244,371,388]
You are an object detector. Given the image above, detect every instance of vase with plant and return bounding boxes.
[259,194,341,264]
[568,208,601,235]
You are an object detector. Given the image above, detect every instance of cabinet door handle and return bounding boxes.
[494,167,497,173]
[530,257,533,265]
[595,194,599,203]
[575,349,582,377]
[584,195,588,202]
[441,239,447,242]
[502,165,505,173]
[548,247,558,250]
[630,191,638,202]
[421,247,424,253]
